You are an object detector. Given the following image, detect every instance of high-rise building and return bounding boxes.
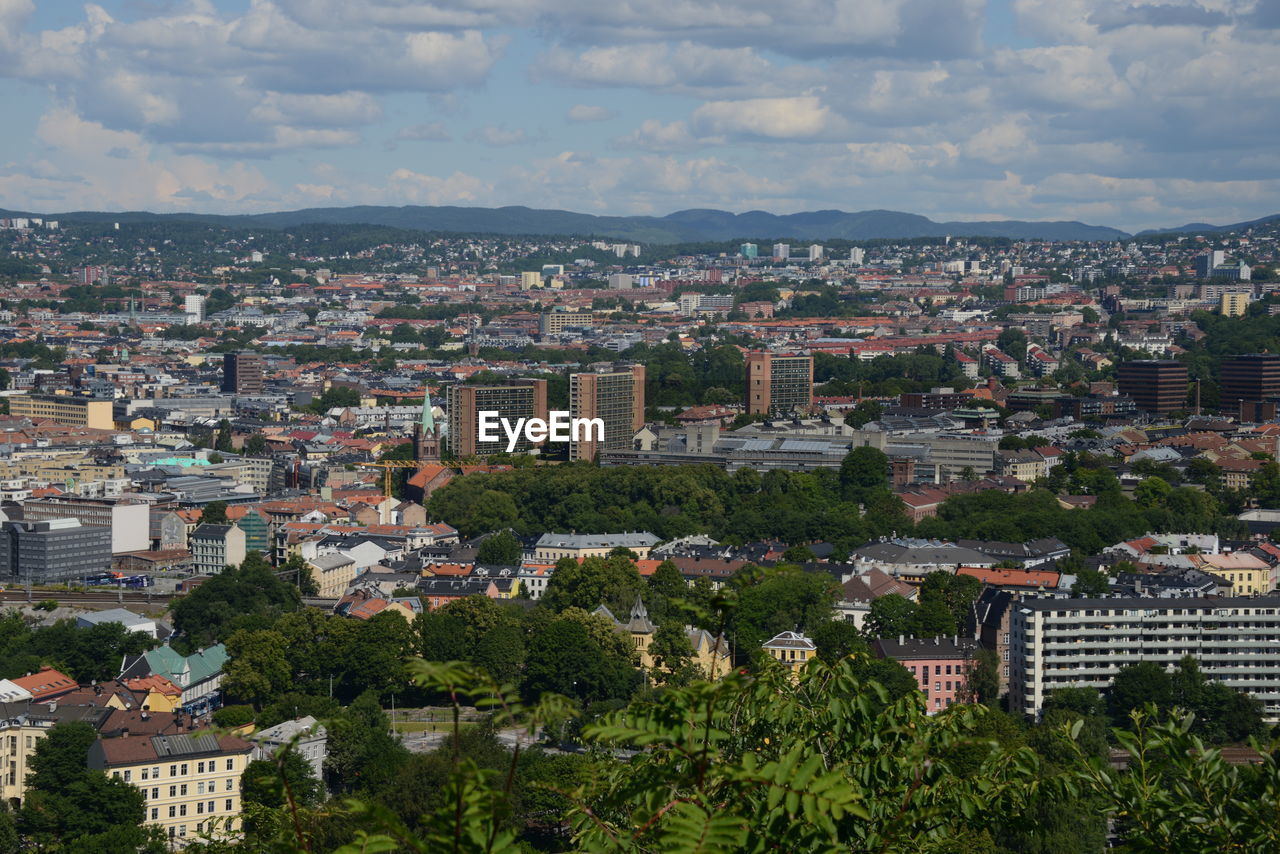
[740,243,758,259]
[1010,596,1280,720]
[7,395,113,429]
[221,352,264,395]
[1220,292,1250,317]
[519,271,543,290]
[808,244,824,262]
[850,247,866,265]
[1220,354,1280,416]
[1195,250,1226,277]
[1117,360,1187,415]
[570,364,645,461]
[447,380,549,457]
[184,294,206,323]
[0,518,112,585]
[745,352,813,416]
[607,273,634,290]
[772,243,790,261]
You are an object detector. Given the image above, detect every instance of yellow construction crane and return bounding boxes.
[357,460,432,500]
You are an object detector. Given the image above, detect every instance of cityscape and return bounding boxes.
[2,1,1280,853]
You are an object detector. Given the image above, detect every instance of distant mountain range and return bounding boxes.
[1,203,1276,243]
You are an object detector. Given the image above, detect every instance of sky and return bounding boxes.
[0,0,1277,231]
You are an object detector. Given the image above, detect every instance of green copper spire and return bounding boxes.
[420,389,434,434]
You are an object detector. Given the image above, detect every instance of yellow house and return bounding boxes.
[597,597,733,682]
[1199,552,1275,595]
[762,631,817,678]
[88,732,253,845]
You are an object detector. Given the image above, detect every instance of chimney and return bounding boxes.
[47,701,57,712]
[121,728,129,738]
[898,634,904,645]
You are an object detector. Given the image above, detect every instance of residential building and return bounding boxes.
[740,243,758,259]
[745,352,813,416]
[446,380,549,457]
[1196,552,1275,595]
[532,532,660,562]
[7,395,114,429]
[873,636,979,714]
[539,307,593,335]
[221,352,264,395]
[772,243,790,261]
[607,273,634,290]
[189,524,247,575]
[248,716,327,782]
[1010,596,1280,720]
[88,732,253,844]
[1220,292,1251,317]
[598,597,732,680]
[0,518,112,585]
[119,644,228,709]
[519,271,542,290]
[1,701,112,806]
[1117,360,1187,415]
[569,364,645,461]
[184,294,206,322]
[762,631,816,678]
[307,553,357,598]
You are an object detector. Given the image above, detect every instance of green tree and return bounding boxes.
[839,445,890,502]
[17,722,162,852]
[1072,567,1111,597]
[540,554,645,616]
[201,500,229,525]
[963,648,1001,706]
[476,530,523,565]
[1108,661,1173,726]
[864,593,917,638]
[244,433,268,455]
[522,615,640,703]
[222,628,291,707]
[241,749,325,811]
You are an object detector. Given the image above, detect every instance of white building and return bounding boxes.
[249,716,328,783]
[808,244,824,262]
[184,295,206,324]
[1010,596,1280,721]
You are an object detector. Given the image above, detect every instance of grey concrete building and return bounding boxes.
[0,518,113,584]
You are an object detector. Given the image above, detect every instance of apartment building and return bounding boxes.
[88,732,253,844]
[569,364,645,462]
[221,352,264,395]
[539,307,593,335]
[446,380,548,457]
[745,352,813,416]
[1009,596,1280,720]
[8,395,114,429]
[532,532,660,562]
[189,524,247,575]
[2,702,112,806]
[873,636,979,714]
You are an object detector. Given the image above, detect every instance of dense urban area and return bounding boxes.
[2,212,1280,852]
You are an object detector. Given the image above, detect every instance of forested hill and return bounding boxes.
[0,204,1129,242]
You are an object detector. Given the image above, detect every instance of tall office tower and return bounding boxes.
[447,379,548,457]
[772,243,791,261]
[1117,360,1188,415]
[569,364,645,461]
[184,294,206,323]
[1195,250,1226,277]
[740,243,758,259]
[1219,354,1280,417]
[222,351,264,394]
[745,352,814,416]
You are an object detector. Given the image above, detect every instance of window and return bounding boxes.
[169,785,177,797]
[179,826,187,838]
[197,782,205,795]
[124,770,132,783]
[197,803,204,815]
[170,765,177,777]
[168,806,176,818]
[945,665,952,676]
[179,805,187,817]
[225,778,233,791]
[226,759,234,771]
[197,762,204,774]
[180,764,188,775]
[141,768,149,781]
[934,682,941,692]
[150,808,158,820]
[151,788,158,799]
[153,766,160,779]
[208,801,215,813]
[225,799,232,812]
[180,784,187,796]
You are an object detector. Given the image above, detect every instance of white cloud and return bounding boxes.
[567,104,615,122]
[691,96,836,140]
[465,125,533,146]
[395,121,454,141]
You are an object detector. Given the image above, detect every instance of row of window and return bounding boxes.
[908,663,966,677]
[118,758,234,783]
[149,799,233,820]
[144,778,236,799]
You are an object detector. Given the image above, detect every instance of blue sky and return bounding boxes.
[0,0,1277,231]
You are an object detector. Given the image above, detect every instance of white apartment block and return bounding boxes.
[1010,596,1280,721]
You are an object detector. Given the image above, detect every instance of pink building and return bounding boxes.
[873,636,981,714]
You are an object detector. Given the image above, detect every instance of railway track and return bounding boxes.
[0,589,177,607]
